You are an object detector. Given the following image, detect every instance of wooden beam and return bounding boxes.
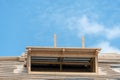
[27,55,31,74]
[30,53,96,58]
[31,62,91,65]
[82,36,85,48]
[54,33,57,48]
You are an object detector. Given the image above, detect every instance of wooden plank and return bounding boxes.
[0,57,19,61]
[31,62,90,65]
[26,47,101,51]
[30,52,96,57]
[31,62,60,64]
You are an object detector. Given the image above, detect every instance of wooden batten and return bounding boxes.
[54,33,57,48]
[82,36,85,48]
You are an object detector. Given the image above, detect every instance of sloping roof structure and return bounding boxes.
[0,36,120,79]
[0,53,120,80]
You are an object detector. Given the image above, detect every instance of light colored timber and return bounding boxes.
[82,36,85,48]
[54,33,57,48]
[31,62,91,65]
[0,57,19,61]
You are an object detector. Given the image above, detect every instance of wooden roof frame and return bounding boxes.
[26,46,101,75]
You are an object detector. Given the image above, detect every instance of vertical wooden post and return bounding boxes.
[28,55,31,74]
[54,33,57,48]
[60,57,62,71]
[27,48,31,74]
[93,58,95,72]
[90,58,95,72]
[82,36,85,48]
[95,50,99,74]
[90,58,93,72]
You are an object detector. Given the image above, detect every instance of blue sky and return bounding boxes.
[0,0,120,56]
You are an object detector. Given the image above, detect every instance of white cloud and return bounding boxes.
[96,41,120,53]
[67,15,120,53]
[105,27,120,39]
[67,15,120,40]
[77,15,104,35]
